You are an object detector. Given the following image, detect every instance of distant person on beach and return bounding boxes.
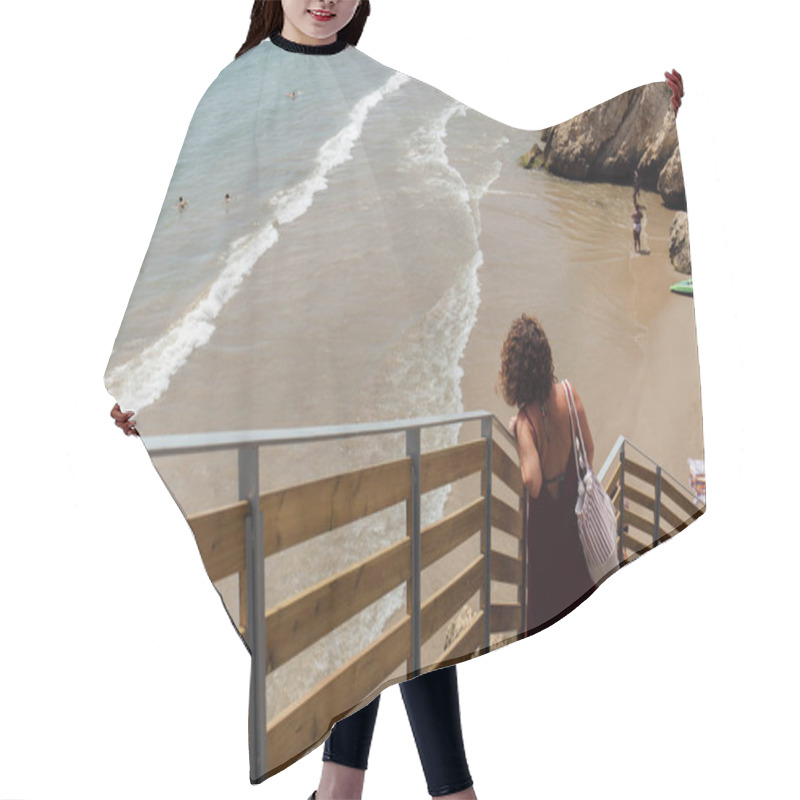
[178,196,188,211]
[111,2,477,799]
[631,203,644,252]
[500,314,597,632]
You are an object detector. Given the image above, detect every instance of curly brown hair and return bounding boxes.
[498,314,556,408]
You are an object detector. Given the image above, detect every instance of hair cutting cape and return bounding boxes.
[105,35,704,783]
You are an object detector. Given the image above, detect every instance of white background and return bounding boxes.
[1,1,796,798]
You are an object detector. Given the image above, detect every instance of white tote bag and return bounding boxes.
[563,380,620,584]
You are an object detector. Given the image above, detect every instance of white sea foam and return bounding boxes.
[332,120,507,651]
[106,72,410,411]
[274,112,503,694]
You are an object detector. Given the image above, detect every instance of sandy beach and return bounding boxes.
[459,175,703,481]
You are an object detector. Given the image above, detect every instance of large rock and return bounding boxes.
[535,83,685,209]
[669,211,691,274]
[657,146,687,210]
[638,99,679,185]
[540,88,635,180]
[520,143,545,169]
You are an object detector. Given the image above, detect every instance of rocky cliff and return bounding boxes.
[669,211,691,274]
[521,83,686,211]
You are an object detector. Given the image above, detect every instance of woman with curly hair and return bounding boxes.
[499,314,597,633]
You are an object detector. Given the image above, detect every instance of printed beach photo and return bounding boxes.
[105,42,703,779]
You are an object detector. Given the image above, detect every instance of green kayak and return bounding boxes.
[670,277,693,296]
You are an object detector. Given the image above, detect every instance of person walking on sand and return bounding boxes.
[631,202,643,253]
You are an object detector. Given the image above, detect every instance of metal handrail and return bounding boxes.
[598,433,696,498]
[144,409,516,456]
[600,434,702,569]
[144,414,698,779]
[142,410,522,780]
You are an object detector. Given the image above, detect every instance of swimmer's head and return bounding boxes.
[498,314,555,409]
[237,1,371,59]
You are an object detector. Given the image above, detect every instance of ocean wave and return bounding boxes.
[340,120,506,637]
[106,72,411,411]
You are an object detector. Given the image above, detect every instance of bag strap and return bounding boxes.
[563,380,589,478]
[562,379,582,479]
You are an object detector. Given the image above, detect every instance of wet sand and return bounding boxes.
[459,152,703,479]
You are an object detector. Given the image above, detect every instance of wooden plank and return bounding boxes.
[663,505,705,533]
[625,458,697,518]
[624,459,658,488]
[661,476,701,517]
[420,557,484,644]
[188,500,248,582]
[609,483,621,509]
[264,539,411,672]
[603,459,623,495]
[625,485,656,513]
[623,508,656,535]
[490,551,522,586]
[621,473,701,535]
[491,497,523,538]
[660,502,690,532]
[420,499,484,569]
[266,615,411,772]
[262,458,411,556]
[490,603,522,634]
[621,529,654,557]
[420,440,486,494]
[440,613,485,663]
[491,440,524,496]
[622,506,704,557]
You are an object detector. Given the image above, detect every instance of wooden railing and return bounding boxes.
[598,436,706,567]
[146,412,526,779]
[147,423,703,779]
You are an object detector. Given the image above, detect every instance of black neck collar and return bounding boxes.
[270,32,348,56]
